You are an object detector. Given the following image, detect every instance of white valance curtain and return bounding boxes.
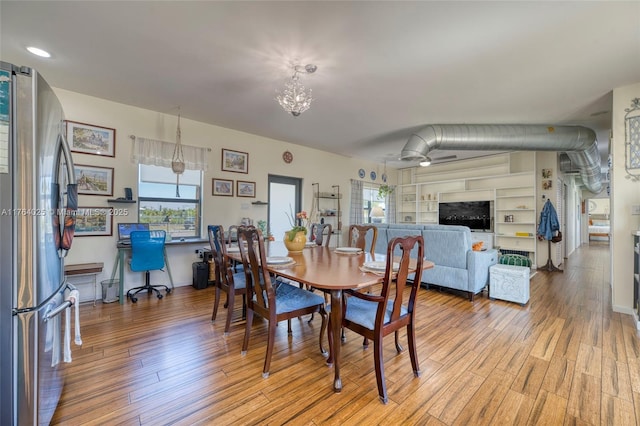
[131,136,209,171]
[349,179,364,225]
[386,186,397,223]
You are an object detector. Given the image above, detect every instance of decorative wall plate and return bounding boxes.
[370,171,377,181]
[282,151,293,163]
[358,168,365,178]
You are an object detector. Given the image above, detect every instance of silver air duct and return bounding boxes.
[400,124,601,193]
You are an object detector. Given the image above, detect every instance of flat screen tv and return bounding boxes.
[438,201,492,231]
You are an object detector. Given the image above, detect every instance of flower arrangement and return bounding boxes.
[286,206,308,241]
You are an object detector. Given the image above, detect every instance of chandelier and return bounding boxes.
[276,63,317,117]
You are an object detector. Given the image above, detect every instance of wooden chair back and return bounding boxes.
[310,222,332,246]
[237,227,273,318]
[348,224,377,254]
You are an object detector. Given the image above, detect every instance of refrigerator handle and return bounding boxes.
[57,131,77,256]
[43,281,78,322]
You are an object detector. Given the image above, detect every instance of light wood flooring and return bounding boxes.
[52,242,640,425]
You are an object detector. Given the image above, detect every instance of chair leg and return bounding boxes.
[211,287,221,321]
[407,323,421,377]
[318,306,328,356]
[373,337,388,404]
[287,319,292,334]
[224,290,235,335]
[363,337,369,348]
[241,309,253,355]
[263,320,277,378]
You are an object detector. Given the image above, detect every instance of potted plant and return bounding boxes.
[256,220,274,241]
[378,184,394,198]
[284,207,308,252]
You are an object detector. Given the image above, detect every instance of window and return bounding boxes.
[138,164,202,239]
[363,185,386,224]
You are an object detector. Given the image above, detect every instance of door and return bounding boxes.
[268,175,302,242]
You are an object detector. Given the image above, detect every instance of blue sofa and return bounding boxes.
[368,223,498,301]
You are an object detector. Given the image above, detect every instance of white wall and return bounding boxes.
[611,82,640,316]
[55,89,388,295]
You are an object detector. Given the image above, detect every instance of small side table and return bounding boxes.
[489,264,530,306]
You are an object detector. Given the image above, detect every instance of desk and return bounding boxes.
[227,243,433,393]
[111,238,208,304]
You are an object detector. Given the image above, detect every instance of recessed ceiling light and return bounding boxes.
[26,46,51,58]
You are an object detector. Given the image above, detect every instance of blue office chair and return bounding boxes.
[126,230,171,303]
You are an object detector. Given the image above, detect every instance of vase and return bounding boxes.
[283,230,307,253]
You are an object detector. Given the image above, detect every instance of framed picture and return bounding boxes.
[74,207,113,237]
[542,168,552,178]
[221,148,248,173]
[66,120,116,157]
[236,180,256,198]
[212,178,234,196]
[74,164,114,196]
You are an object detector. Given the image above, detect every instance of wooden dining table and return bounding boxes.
[226,242,434,392]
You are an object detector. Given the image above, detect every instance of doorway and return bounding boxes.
[268,175,302,242]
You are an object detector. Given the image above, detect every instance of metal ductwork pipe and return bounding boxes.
[400,124,602,193]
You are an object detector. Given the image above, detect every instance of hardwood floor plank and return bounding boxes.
[527,389,568,425]
[491,389,536,425]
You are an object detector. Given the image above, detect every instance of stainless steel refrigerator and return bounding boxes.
[0,62,78,425]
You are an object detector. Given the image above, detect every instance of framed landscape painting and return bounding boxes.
[74,207,113,237]
[221,148,248,173]
[74,164,114,196]
[66,120,116,157]
[236,180,256,198]
[212,178,234,196]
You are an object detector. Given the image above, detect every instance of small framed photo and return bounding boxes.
[236,180,256,198]
[66,121,116,157]
[74,207,113,237]
[74,164,114,196]
[212,178,234,196]
[221,148,248,174]
[542,180,553,190]
[542,168,552,178]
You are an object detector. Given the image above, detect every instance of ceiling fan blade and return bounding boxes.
[432,155,457,162]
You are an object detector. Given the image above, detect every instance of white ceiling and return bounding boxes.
[2,1,639,169]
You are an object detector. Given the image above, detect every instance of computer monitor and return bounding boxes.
[117,223,150,242]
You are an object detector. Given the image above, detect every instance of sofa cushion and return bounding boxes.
[422,228,470,269]
[387,228,423,257]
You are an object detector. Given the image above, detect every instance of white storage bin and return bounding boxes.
[489,264,530,305]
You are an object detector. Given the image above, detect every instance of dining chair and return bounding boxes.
[226,224,243,272]
[348,224,378,254]
[237,226,328,378]
[208,225,246,335]
[328,234,425,404]
[309,222,332,246]
[126,230,171,303]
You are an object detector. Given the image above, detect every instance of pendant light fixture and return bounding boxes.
[171,110,185,197]
[275,63,317,117]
